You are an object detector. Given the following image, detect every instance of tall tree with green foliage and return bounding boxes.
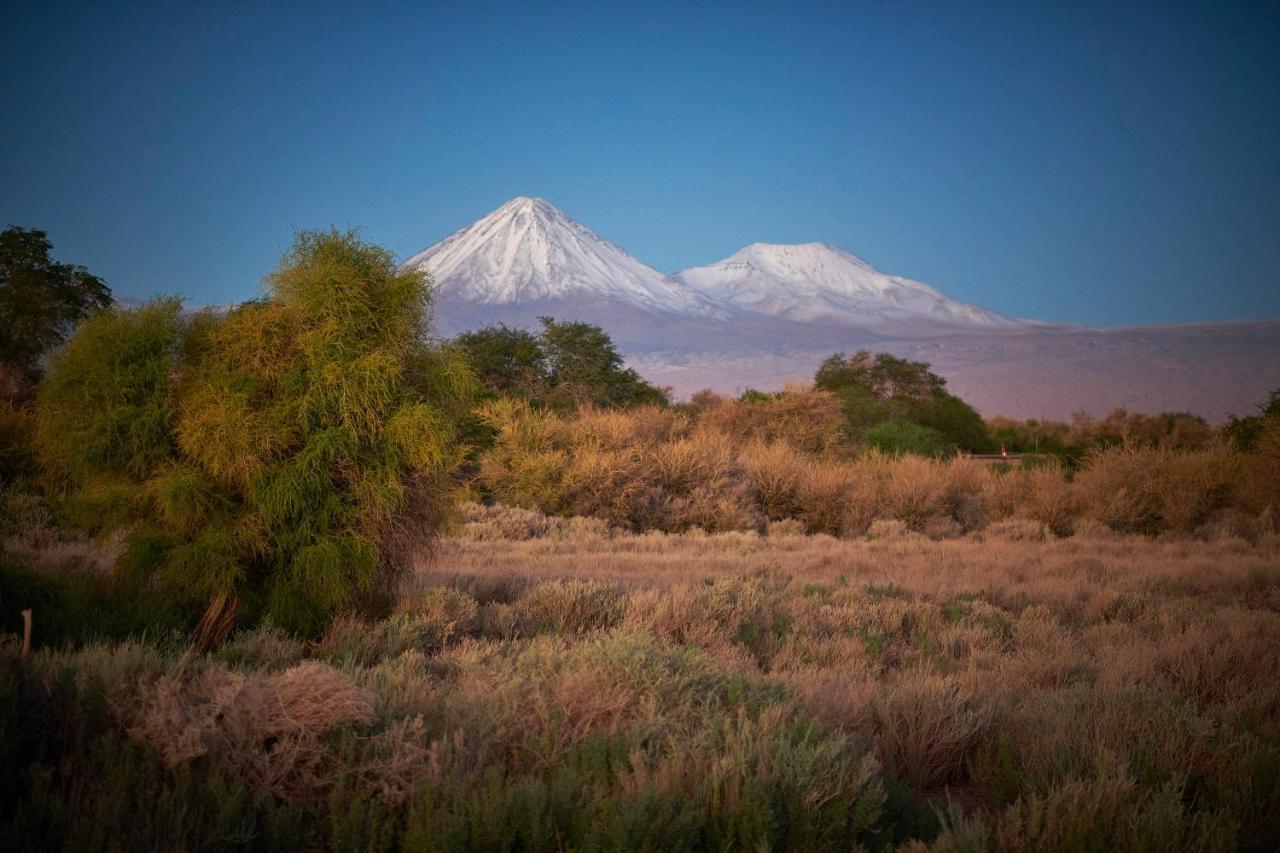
[452,317,667,410]
[0,226,111,395]
[36,230,474,643]
[815,350,991,453]
[537,316,668,408]
[453,323,550,397]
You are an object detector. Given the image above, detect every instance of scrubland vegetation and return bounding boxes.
[2,229,1279,850]
[472,395,1278,541]
[3,513,1278,850]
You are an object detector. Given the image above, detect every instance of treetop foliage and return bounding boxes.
[815,350,945,400]
[0,226,111,392]
[813,349,990,454]
[452,316,668,410]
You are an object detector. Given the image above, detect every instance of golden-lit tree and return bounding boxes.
[37,230,475,643]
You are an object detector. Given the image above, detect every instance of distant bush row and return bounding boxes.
[474,398,1280,539]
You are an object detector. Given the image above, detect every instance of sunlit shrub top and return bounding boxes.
[36,230,476,635]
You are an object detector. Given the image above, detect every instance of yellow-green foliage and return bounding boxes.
[36,298,185,484]
[35,231,475,635]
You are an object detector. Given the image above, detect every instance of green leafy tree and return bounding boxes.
[537,317,668,408]
[899,392,993,453]
[36,230,475,642]
[815,350,991,452]
[0,226,111,393]
[864,419,948,457]
[453,323,549,397]
[451,318,666,410]
[815,351,944,400]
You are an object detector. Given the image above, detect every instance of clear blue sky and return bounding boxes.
[2,1,1278,325]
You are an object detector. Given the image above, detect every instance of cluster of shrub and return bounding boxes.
[472,395,1278,541]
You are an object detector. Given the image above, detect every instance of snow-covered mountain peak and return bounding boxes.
[403,197,720,316]
[675,242,1021,328]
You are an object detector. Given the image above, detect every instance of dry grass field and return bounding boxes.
[5,504,1278,850]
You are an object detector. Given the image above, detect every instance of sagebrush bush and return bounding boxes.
[697,383,849,455]
[1076,443,1239,535]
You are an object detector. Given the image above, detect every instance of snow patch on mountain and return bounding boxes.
[403,197,722,317]
[675,242,1022,328]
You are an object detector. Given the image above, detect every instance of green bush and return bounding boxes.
[866,419,949,458]
[34,231,475,639]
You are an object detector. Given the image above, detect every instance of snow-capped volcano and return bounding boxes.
[404,197,720,317]
[675,242,1022,328]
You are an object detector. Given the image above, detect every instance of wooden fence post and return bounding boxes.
[21,609,32,658]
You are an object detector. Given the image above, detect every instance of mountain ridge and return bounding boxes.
[404,197,1021,331]
[674,241,1022,328]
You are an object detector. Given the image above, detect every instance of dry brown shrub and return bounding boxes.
[569,405,686,450]
[620,585,703,641]
[649,430,725,494]
[560,445,645,525]
[872,672,994,790]
[1076,444,1164,534]
[357,649,437,716]
[122,660,376,799]
[1021,464,1079,535]
[229,661,377,797]
[123,663,247,767]
[395,585,479,639]
[983,518,1049,542]
[356,715,432,803]
[1000,606,1096,688]
[778,667,877,732]
[982,469,1027,521]
[513,579,628,635]
[1233,419,1280,527]
[644,428,758,532]
[475,398,568,509]
[697,384,848,454]
[880,455,956,530]
[1098,608,1280,726]
[866,518,913,540]
[1155,446,1239,534]
[1075,443,1236,535]
[456,501,557,540]
[790,460,880,536]
[766,518,807,538]
[455,501,614,542]
[740,441,806,520]
[921,517,964,540]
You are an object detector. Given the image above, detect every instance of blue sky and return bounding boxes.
[2,1,1278,325]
